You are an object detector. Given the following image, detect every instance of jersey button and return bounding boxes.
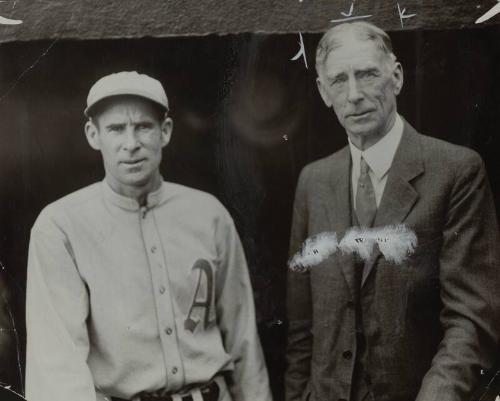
[165,327,173,335]
[172,367,178,374]
[159,286,166,294]
[151,245,157,253]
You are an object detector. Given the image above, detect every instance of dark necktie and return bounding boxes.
[355,156,377,227]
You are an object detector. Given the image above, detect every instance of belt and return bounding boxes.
[111,378,220,401]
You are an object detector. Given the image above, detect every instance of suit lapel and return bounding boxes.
[361,120,425,287]
[322,147,358,297]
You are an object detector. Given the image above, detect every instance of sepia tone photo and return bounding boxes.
[0,1,499,401]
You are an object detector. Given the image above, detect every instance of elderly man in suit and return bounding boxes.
[285,21,500,401]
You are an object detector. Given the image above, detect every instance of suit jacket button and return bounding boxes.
[346,301,355,308]
[342,350,353,360]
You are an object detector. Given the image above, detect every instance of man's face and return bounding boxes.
[317,35,403,145]
[85,97,172,197]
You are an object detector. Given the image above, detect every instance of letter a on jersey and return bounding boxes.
[184,259,214,333]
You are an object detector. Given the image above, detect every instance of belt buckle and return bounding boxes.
[179,378,220,401]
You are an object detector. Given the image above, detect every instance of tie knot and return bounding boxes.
[360,156,370,175]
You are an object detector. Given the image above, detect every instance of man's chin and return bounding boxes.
[119,172,153,188]
[345,122,377,138]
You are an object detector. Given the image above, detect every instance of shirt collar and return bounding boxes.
[348,114,404,180]
[101,178,166,211]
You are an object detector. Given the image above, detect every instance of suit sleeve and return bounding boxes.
[215,208,273,401]
[285,167,313,401]
[416,153,500,401]
[25,213,98,401]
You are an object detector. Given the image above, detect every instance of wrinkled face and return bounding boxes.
[317,35,403,144]
[85,97,172,197]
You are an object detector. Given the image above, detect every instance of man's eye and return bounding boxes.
[359,71,377,79]
[330,77,346,86]
[137,124,152,130]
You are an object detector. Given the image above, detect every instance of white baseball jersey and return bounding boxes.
[26,180,272,401]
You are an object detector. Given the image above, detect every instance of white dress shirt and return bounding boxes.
[349,114,404,209]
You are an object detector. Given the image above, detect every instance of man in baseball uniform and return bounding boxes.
[25,71,272,401]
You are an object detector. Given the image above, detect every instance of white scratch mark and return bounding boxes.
[0,14,21,24]
[397,3,417,28]
[290,32,308,69]
[330,14,372,23]
[0,39,58,103]
[289,225,418,271]
[0,261,24,395]
[341,2,355,17]
[476,1,500,24]
[1,289,23,395]
[0,0,19,10]
[331,1,372,23]
[0,385,25,400]
[478,369,500,401]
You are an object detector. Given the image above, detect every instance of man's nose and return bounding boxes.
[346,77,363,104]
[123,127,140,151]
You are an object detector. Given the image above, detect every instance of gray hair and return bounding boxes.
[315,21,396,75]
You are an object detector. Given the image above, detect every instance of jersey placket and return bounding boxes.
[140,206,184,390]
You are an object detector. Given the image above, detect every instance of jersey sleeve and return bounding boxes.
[214,208,273,401]
[25,211,98,401]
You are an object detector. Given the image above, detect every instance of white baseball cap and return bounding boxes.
[84,71,169,117]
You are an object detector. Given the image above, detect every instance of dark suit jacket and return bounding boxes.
[285,120,500,401]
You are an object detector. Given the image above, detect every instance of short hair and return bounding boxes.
[87,95,167,127]
[315,21,396,75]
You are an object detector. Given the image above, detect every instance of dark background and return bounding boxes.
[0,25,500,399]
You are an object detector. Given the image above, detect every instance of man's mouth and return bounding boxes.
[347,110,373,118]
[121,158,146,167]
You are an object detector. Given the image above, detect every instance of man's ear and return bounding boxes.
[85,120,101,150]
[160,116,173,148]
[316,76,332,108]
[392,61,404,96]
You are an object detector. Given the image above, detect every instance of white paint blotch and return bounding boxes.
[371,225,417,263]
[289,224,418,272]
[289,232,338,272]
[339,227,378,261]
